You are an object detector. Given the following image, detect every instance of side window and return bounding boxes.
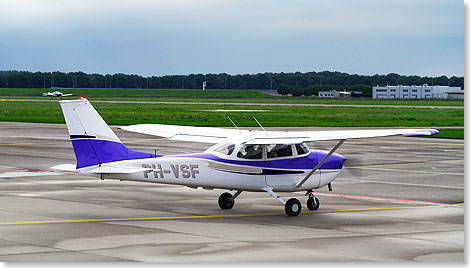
[237,145,263,159]
[267,144,293,158]
[295,143,309,155]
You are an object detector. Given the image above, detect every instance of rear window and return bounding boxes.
[267,144,293,158]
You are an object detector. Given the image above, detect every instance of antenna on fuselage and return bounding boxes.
[253,116,267,135]
[227,116,241,135]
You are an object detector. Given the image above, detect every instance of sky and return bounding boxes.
[0,0,464,77]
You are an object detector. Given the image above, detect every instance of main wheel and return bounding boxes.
[307,196,320,211]
[285,198,302,216]
[218,192,234,209]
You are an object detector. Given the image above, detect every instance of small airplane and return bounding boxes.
[52,98,439,216]
[42,91,73,99]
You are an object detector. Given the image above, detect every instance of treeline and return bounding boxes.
[0,70,464,95]
[277,84,372,97]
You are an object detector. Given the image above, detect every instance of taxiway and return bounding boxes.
[0,122,464,261]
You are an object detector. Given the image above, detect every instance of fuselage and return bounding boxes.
[79,146,345,192]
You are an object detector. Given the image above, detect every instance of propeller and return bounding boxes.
[343,156,365,178]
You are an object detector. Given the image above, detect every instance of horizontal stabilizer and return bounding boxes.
[87,166,152,174]
[51,164,77,172]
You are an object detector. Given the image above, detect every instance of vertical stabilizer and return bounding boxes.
[59,98,154,169]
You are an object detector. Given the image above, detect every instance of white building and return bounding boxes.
[318,90,352,98]
[372,85,463,99]
[318,90,339,98]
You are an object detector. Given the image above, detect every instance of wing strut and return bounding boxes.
[295,139,346,188]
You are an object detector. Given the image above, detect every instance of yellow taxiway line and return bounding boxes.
[0,203,463,226]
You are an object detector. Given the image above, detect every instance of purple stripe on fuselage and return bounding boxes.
[72,139,157,169]
[175,151,345,170]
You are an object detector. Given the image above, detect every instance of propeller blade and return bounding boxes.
[343,157,364,177]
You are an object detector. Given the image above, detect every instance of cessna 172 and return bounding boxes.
[52,98,438,216]
[42,91,73,99]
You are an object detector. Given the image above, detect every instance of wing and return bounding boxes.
[61,94,73,97]
[119,124,261,143]
[244,128,439,144]
[120,123,438,144]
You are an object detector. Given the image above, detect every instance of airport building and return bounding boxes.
[318,90,352,98]
[372,85,463,99]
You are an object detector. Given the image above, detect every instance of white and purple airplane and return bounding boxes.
[42,91,73,99]
[52,98,439,216]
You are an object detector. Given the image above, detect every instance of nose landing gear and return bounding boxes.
[306,190,320,211]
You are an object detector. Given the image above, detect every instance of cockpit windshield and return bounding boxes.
[210,143,236,155]
[295,143,310,155]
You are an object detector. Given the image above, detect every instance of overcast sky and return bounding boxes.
[0,0,464,77]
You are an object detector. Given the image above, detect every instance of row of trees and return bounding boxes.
[277,84,372,97]
[0,70,464,92]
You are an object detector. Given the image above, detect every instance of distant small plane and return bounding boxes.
[42,91,73,99]
[52,98,438,216]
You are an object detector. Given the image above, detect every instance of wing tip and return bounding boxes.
[402,129,439,137]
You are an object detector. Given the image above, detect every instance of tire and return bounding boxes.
[307,196,320,211]
[218,192,234,209]
[285,198,302,216]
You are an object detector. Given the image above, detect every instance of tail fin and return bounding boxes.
[59,98,154,169]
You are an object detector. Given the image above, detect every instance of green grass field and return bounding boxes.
[421,129,464,139]
[0,88,463,139]
[0,101,464,127]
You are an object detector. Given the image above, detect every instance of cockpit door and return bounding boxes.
[264,144,304,187]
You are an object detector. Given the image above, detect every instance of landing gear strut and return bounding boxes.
[263,188,303,216]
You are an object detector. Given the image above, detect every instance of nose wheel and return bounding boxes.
[307,196,320,211]
[306,190,320,211]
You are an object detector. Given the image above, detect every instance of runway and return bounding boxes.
[0,122,464,261]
